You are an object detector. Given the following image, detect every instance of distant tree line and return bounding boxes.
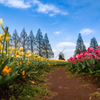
[2,28,54,58]
[75,33,98,54]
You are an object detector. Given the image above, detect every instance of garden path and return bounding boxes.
[45,66,100,100]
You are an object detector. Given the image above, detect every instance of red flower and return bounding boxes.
[98,46,100,50]
[98,53,100,57]
[83,51,89,56]
[94,49,99,54]
[80,52,83,56]
[92,54,98,59]
[67,57,74,62]
[87,47,94,53]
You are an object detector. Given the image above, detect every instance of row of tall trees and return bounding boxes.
[75,33,98,54]
[4,28,54,58]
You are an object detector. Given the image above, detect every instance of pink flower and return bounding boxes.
[74,54,82,59]
[74,54,80,59]
[83,51,89,57]
[98,46,100,50]
[98,53,100,57]
[80,52,83,56]
[72,61,75,64]
[94,49,99,54]
[67,57,74,62]
[92,54,98,59]
[87,47,94,53]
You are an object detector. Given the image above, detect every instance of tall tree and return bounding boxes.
[43,33,54,58]
[28,30,35,53]
[75,33,86,54]
[36,29,43,56]
[12,29,20,48]
[20,28,28,52]
[90,37,98,49]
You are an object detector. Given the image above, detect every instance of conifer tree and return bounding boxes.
[43,33,54,58]
[12,29,20,48]
[28,30,35,53]
[36,29,43,56]
[20,28,28,52]
[75,33,86,54]
[90,37,98,49]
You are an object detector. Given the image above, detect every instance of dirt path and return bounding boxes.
[45,66,100,100]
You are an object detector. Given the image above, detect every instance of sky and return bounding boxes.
[0,0,100,60]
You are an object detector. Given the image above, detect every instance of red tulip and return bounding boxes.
[98,45,100,50]
[94,49,99,54]
[87,47,94,53]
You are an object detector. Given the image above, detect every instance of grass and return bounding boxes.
[67,74,77,79]
[0,66,58,100]
[91,92,100,98]
[80,84,89,88]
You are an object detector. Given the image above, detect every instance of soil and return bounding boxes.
[45,66,100,100]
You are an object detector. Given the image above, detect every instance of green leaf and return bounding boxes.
[88,68,93,74]
[27,70,38,75]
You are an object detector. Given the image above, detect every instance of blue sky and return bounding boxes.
[0,0,100,59]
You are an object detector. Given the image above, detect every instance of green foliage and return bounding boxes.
[36,29,44,56]
[43,33,54,58]
[20,28,28,52]
[0,64,54,100]
[90,37,98,50]
[28,30,35,53]
[75,33,86,54]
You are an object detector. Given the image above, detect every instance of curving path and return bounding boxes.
[45,66,100,100]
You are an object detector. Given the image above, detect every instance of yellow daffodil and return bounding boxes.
[6,32,10,42]
[0,34,3,42]
[0,18,5,31]
[20,47,23,51]
[0,43,2,50]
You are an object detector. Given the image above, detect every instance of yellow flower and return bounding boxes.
[16,55,19,58]
[6,32,10,42]
[21,52,24,56]
[20,47,23,51]
[16,61,19,65]
[16,50,19,55]
[22,70,25,75]
[0,43,2,50]
[3,51,6,54]
[20,62,22,65]
[0,18,5,31]
[26,61,30,65]
[12,55,14,57]
[26,50,30,54]
[2,65,11,75]
[6,54,8,57]
[31,81,35,84]
[0,34,3,42]
[0,19,10,42]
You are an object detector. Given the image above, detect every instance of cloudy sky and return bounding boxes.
[0,0,100,60]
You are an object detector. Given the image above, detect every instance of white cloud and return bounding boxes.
[49,13,55,17]
[0,0,68,16]
[80,28,94,35]
[57,42,76,47]
[32,0,68,16]
[54,31,60,35]
[0,0,31,8]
